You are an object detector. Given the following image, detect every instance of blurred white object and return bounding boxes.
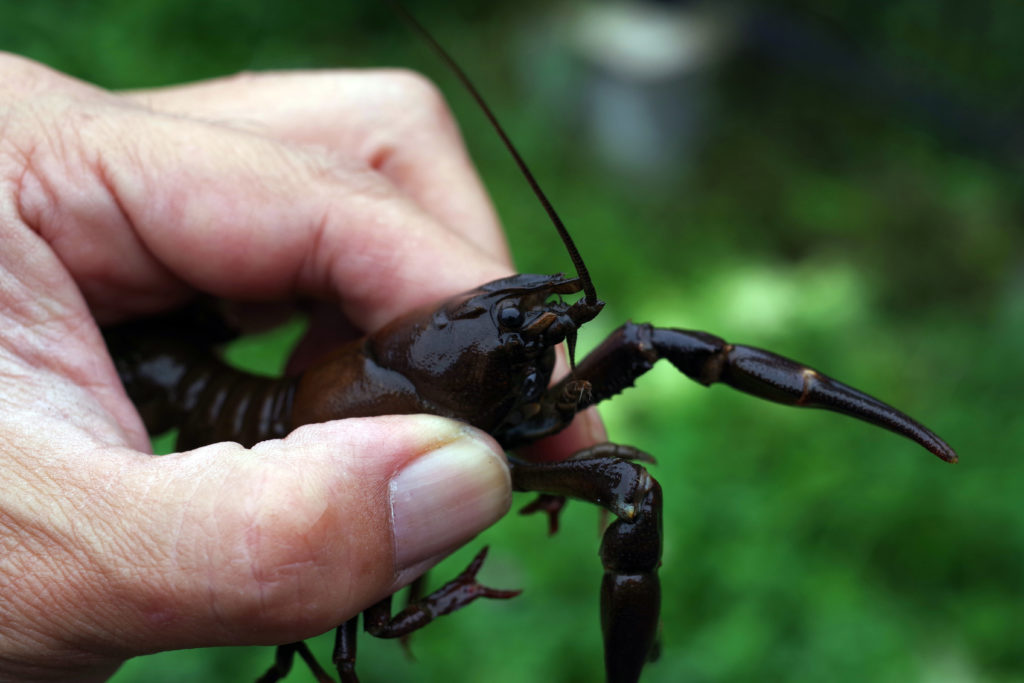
[566,0,735,180]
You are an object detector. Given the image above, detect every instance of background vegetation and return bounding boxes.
[2,0,1021,681]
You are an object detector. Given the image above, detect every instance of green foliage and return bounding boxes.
[2,1,1020,681]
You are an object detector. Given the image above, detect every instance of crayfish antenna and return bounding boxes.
[384,0,599,307]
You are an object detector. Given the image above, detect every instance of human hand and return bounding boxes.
[0,56,602,681]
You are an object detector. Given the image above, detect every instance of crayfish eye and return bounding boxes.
[498,305,525,329]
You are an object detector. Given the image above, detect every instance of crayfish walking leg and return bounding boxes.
[255,641,334,683]
[511,449,663,683]
[329,548,519,683]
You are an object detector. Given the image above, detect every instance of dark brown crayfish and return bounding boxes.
[102,5,958,683]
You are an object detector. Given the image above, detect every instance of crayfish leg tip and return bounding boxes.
[460,546,491,575]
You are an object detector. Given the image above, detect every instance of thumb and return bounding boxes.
[106,415,510,655]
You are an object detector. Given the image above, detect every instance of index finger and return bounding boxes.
[12,83,513,329]
[124,69,512,265]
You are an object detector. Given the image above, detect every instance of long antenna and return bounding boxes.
[386,1,599,304]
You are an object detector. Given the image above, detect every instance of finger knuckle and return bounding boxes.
[375,67,458,135]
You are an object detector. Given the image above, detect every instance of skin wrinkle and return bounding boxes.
[256,422,408,620]
[0,489,68,587]
[237,457,338,627]
[4,103,175,327]
[71,105,336,313]
[315,193,390,316]
[0,581,66,662]
[28,455,167,649]
[7,115,60,245]
[0,187,156,445]
[59,72,507,317]
[134,452,239,636]
[90,155,138,261]
[101,119,224,291]
[0,336,34,374]
[5,135,46,225]
[63,453,125,535]
[87,531,163,628]
[296,162,396,309]
[240,462,294,625]
[125,69,509,261]
[194,463,234,634]
[119,120,194,236]
[27,313,99,388]
[2,366,120,451]
[140,128,324,302]
[3,448,132,648]
[40,564,112,653]
[130,478,187,632]
[296,205,335,305]
[1,525,98,655]
[18,101,103,235]
[128,87,276,140]
[0,238,64,332]
[0,305,71,372]
[324,190,504,331]
[181,448,308,634]
[165,464,199,597]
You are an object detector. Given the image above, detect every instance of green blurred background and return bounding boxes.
[2,0,1021,681]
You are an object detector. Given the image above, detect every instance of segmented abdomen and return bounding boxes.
[104,309,297,451]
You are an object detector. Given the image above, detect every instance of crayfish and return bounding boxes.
[102,4,958,683]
